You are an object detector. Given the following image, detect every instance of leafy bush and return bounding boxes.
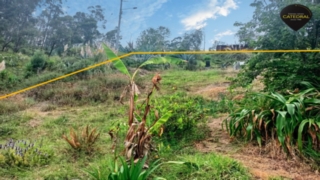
[230,53,320,92]
[146,92,209,143]
[0,70,19,90]
[224,82,320,160]
[25,50,47,76]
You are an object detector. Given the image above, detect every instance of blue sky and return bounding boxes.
[64,0,255,50]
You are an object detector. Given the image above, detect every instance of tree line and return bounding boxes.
[231,0,320,91]
[0,0,205,56]
[0,0,105,56]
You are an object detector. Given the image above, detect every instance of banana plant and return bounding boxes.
[103,44,186,162]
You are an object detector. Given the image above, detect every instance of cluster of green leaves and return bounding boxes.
[231,0,320,91]
[0,53,29,90]
[0,70,19,90]
[224,82,320,160]
[144,92,209,143]
[231,52,320,92]
[86,156,198,180]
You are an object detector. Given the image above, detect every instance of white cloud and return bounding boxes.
[213,30,235,41]
[181,0,238,30]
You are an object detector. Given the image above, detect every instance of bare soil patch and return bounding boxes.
[194,82,230,100]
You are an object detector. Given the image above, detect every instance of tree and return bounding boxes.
[180,29,203,51]
[0,0,41,52]
[37,0,65,51]
[135,26,170,51]
[104,28,118,48]
[169,37,183,51]
[72,12,100,45]
[231,0,320,91]
[0,0,104,55]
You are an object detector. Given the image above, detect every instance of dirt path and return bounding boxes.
[194,85,320,180]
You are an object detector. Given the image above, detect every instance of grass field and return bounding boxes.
[0,68,252,179]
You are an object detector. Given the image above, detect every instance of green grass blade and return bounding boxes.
[300,81,315,89]
[285,103,295,117]
[246,123,253,140]
[129,158,135,178]
[299,88,316,96]
[275,111,287,146]
[132,157,147,179]
[102,43,131,78]
[254,129,262,147]
[120,158,129,180]
[298,119,311,151]
[304,99,320,104]
[140,159,162,179]
[255,92,283,104]
[271,92,287,104]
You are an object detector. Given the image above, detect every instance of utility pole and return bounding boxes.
[116,0,123,54]
[203,30,205,51]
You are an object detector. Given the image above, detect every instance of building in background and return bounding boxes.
[216,44,250,51]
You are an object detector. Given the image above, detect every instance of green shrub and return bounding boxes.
[230,53,320,92]
[45,56,61,71]
[25,51,47,76]
[146,92,209,143]
[0,70,20,90]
